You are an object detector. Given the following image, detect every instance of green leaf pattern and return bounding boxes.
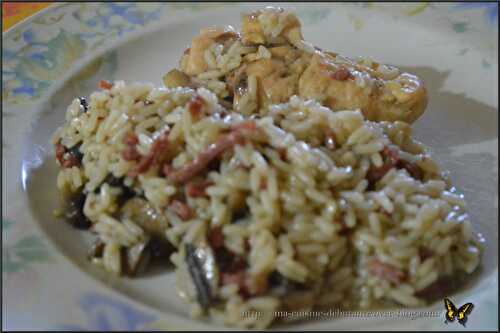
[2,219,51,274]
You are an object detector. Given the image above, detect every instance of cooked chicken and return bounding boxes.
[164,7,427,123]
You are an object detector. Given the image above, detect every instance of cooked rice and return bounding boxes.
[52,80,481,328]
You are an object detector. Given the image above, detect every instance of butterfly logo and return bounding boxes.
[444,298,474,326]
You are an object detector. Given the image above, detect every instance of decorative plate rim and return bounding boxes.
[3,2,498,331]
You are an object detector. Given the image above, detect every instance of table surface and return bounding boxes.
[2,2,51,32]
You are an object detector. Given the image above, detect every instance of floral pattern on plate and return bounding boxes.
[56,292,156,331]
[2,3,166,104]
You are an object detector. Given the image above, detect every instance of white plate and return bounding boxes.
[2,3,498,330]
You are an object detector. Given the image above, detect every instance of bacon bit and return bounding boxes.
[165,128,250,184]
[338,228,352,236]
[333,219,351,236]
[244,238,251,252]
[221,271,246,287]
[332,219,343,226]
[221,269,268,297]
[232,256,247,272]
[98,80,113,90]
[169,200,192,221]
[372,146,425,182]
[123,132,139,146]
[382,146,400,166]
[367,146,400,187]
[372,146,424,182]
[381,211,393,220]
[397,159,424,181]
[163,164,174,176]
[55,143,66,164]
[368,259,406,284]
[183,47,191,55]
[56,142,81,168]
[129,155,153,177]
[277,147,288,161]
[208,227,224,249]
[231,120,258,132]
[215,247,247,274]
[61,154,81,168]
[150,130,171,165]
[330,67,353,81]
[318,63,329,70]
[122,132,141,161]
[122,146,141,161]
[366,163,393,187]
[188,95,205,119]
[259,178,267,190]
[128,130,170,177]
[219,271,253,298]
[418,246,434,261]
[186,180,213,197]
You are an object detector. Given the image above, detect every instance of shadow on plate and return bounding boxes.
[398,65,498,146]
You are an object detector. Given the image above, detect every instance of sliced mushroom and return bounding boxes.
[125,239,152,276]
[110,236,175,277]
[99,174,135,206]
[120,197,169,237]
[148,235,175,260]
[64,190,91,230]
[267,270,306,297]
[88,239,105,259]
[184,243,219,310]
[227,190,249,222]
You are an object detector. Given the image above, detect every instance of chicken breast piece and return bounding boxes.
[167,6,427,123]
[298,52,427,122]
